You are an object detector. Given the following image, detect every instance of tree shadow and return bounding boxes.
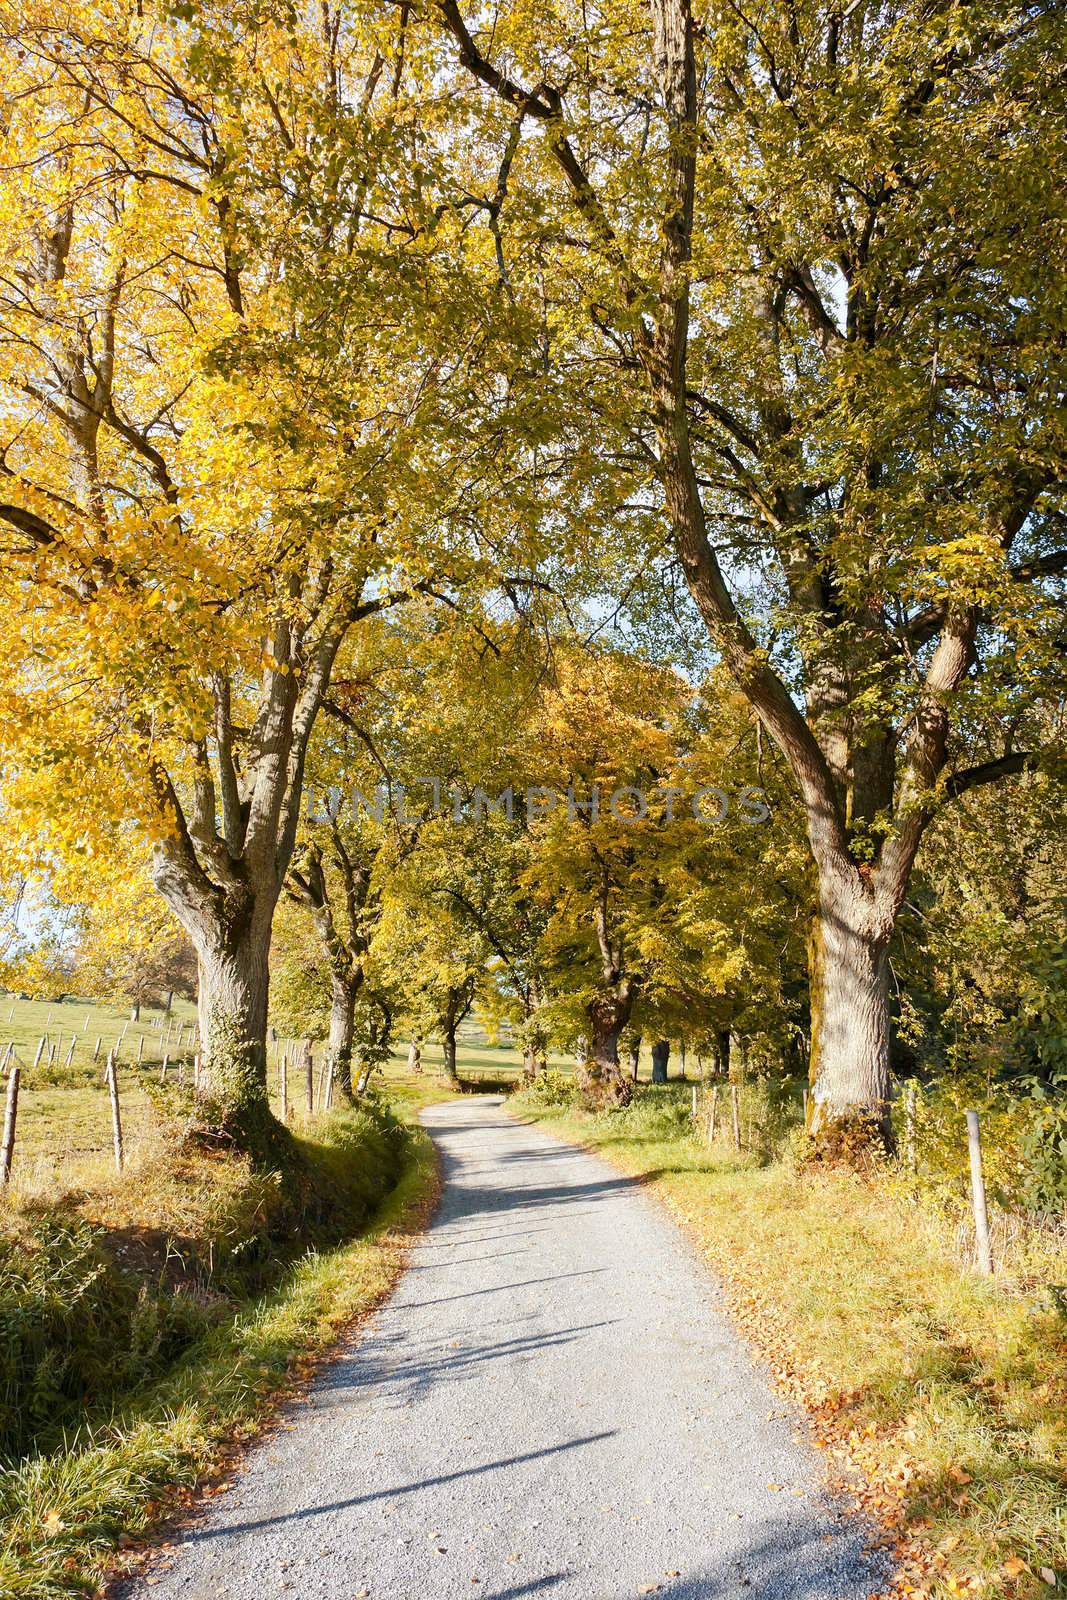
[176,1432,617,1545]
[395,1267,605,1311]
[318,1318,619,1411]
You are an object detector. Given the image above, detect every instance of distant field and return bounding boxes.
[0,994,583,1198]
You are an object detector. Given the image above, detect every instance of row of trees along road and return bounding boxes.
[0,0,588,1159]
[269,615,812,1109]
[433,0,1067,1133]
[0,0,1064,1156]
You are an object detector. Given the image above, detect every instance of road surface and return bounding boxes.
[123,1096,887,1599]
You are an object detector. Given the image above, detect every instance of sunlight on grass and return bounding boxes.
[513,1083,1067,1600]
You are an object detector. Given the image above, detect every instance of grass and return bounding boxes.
[0,1078,440,1599]
[0,992,532,1597]
[0,993,567,1201]
[511,1081,1067,1600]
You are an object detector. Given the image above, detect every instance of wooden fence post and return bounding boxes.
[707,1085,718,1144]
[966,1110,993,1276]
[280,1051,288,1122]
[731,1083,741,1151]
[92,1036,102,1062]
[905,1083,918,1171]
[159,1054,169,1082]
[304,1042,314,1114]
[1,1063,20,1183]
[64,1036,76,1066]
[137,1035,144,1063]
[691,1084,698,1122]
[106,1052,124,1173]
[32,1037,46,1072]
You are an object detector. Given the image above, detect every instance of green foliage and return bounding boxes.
[0,1219,212,1462]
[515,1069,580,1110]
[0,1097,408,1467]
[1015,1075,1067,1214]
[900,1071,1067,1219]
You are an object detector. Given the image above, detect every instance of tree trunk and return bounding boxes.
[442,1022,460,1089]
[193,916,288,1163]
[521,1004,548,1080]
[807,876,893,1147]
[578,994,634,1109]
[328,971,358,1099]
[714,1029,731,1077]
[650,1039,670,1084]
[407,1037,423,1074]
[522,1039,546,1079]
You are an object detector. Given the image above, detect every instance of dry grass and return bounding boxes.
[0,1095,438,1600]
[0,995,563,1201]
[513,1083,1067,1600]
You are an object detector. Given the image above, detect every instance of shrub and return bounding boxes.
[513,1069,581,1109]
[0,1219,213,1461]
[0,1096,410,1465]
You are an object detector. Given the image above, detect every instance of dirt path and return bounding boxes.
[124,1097,886,1599]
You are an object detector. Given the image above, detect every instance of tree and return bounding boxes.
[0,1,511,1156]
[435,0,1067,1138]
[285,822,376,1099]
[514,647,805,1106]
[70,874,197,1012]
[894,753,1067,1083]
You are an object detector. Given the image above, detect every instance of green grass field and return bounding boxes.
[0,993,583,1200]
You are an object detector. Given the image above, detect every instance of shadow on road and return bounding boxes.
[178,1433,618,1546]
[396,1267,605,1311]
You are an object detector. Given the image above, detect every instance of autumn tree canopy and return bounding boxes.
[431,0,1067,1136]
[0,0,1063,1150]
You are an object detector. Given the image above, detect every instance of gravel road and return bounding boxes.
[124,1097,888,1600]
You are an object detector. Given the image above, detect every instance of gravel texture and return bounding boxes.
[123,1096,888,1600]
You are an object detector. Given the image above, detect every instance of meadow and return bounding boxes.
[0,993,563,1203]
